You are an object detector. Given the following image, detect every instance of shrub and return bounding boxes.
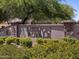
[14,38,20,45]
[63,37,76,44]
[36,38,44,45]
[20,38,32,48]
[0,38,4,44]
[0,37,7,40]
[0,37,7,44]
[5,37,16,44]
[0,45,25,59]
[0,37,79,59]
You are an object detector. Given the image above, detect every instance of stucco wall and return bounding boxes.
[51,24,64,39]
[1,24,78,39]
[18,24,64,39]
[73,24,79,39]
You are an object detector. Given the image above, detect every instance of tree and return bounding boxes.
[52,4,74,23]
[0,0,74,24]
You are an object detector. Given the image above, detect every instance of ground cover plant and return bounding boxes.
[0,37,79,59]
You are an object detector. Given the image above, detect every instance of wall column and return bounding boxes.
[64,21,75,37]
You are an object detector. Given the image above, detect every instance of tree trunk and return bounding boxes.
[22,16,29,24]
[22,9,34,24]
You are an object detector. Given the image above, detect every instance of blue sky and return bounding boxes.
[62,0,79,21]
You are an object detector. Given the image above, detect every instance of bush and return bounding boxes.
[14,38,20,45]
[0,37,79,59]
[20,38,32,48]
[63,37,76,44]
[36,38,44,45]
[0,37,6,44]
[0,39,4,44]
[0,45,25,59]
[36,38,53,45]
[5,37,16,44]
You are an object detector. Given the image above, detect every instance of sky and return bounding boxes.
[62,0,79,21]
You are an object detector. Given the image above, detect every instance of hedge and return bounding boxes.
[0,37,79,59]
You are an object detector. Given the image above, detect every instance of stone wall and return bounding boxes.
[1,23,79,39]
[0,25,17,37]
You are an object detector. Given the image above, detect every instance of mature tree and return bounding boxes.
[52,4,74,23]
[0,0,74,24]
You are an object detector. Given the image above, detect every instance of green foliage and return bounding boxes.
[63,37,76,44]
[0,0,74,23]
[20,38,32,48]
[5,37,16,44]
[0,45,25,59]
[36,38,50,45]
[14,38,20,45]
[0,38,4,44]
[0,37,79,59]
[0,37,32,48]
[0,37,7,44]
[36,38,44,45]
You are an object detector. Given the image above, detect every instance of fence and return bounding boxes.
[0,22,79,39]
